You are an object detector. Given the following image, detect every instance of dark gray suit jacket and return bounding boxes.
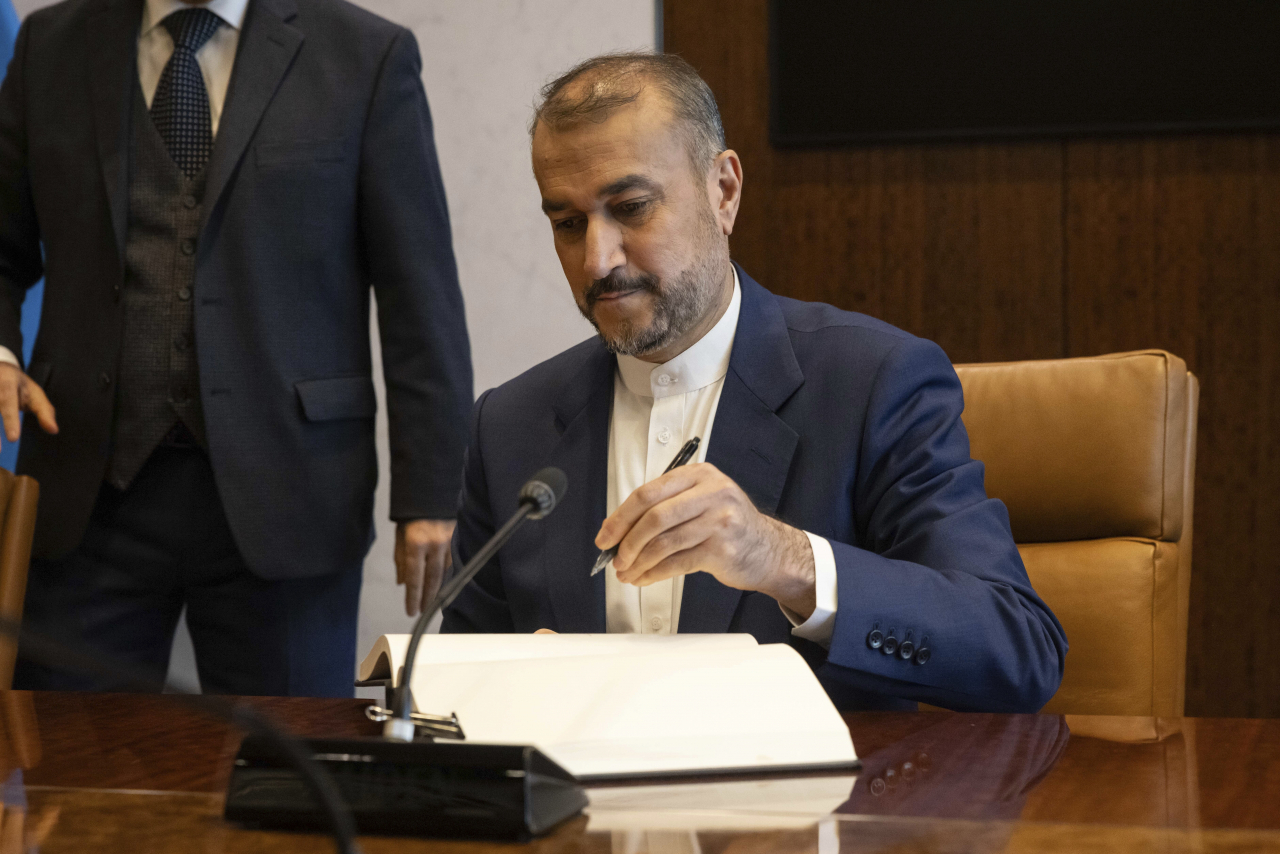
[0,0,473,578]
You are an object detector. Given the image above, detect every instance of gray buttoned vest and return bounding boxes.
[106,82,208,489]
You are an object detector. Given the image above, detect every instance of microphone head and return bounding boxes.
[519,467,568,520]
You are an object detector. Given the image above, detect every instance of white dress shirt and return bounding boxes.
[604,269,839,645]
[0,0,248,372]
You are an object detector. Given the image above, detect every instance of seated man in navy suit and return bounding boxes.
[441,53,1067,712]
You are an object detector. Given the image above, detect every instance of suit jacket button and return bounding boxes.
[914,647,931,665]
[898,640,915,660]
[882,633,898,655]
[866,628,884,650]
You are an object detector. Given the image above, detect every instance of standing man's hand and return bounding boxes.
[396,519,455,617]
[0,363,58,445]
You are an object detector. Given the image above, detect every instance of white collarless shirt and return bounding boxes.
[0,0,249,373]
[604,269,838,644]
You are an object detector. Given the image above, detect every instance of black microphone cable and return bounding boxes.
[0,615,362,854]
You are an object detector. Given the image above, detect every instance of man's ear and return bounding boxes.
[709,149,743,236]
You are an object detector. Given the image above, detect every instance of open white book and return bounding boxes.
[357,633,858,781]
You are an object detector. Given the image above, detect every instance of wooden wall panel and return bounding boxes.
[1066,138,1280,717]
[668,0,1280,716]
[665,0,1064,365]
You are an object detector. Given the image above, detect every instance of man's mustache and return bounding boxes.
[583,271,660,305]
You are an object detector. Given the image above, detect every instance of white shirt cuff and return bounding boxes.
[0,347,19,369]
[779,531,838,647]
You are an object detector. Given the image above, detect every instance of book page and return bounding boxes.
[408,643,857,780]
[585,775,858,830]
[357,632,759,683]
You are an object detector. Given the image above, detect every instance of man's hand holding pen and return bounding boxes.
[595,461,819,620]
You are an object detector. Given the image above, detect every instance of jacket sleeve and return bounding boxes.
[819,336,1068,713]
[359,27,474,521]
[440,388,514,632]
[0,18,44,361]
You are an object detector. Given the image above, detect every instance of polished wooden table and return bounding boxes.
[0,691,1277,852]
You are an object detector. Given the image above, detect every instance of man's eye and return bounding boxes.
[618,200,650,216]
[554,217,582,232]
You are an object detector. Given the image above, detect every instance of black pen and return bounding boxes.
[590,436,702,577]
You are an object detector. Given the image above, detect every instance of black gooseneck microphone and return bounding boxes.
[383,466,567,741]
[224,467,585,841]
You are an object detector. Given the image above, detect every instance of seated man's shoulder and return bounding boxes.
[774,293,949,370]
[478,337,606,421]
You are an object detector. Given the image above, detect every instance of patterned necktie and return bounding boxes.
[150,8,221,180]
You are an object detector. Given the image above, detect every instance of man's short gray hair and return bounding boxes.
[532,52,726,175]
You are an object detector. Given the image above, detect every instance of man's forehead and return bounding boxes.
[533,96,686,197]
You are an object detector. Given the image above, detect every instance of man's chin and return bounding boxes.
[596,322,670,358]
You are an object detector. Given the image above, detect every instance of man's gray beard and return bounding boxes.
[593,260,721,357]
[583,229,728,358]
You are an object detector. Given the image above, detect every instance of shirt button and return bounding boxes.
[178,287,192,301]
[657,374,672,386]
[649,616,663,632]
[657,429,671,444]
[180,239,196,256]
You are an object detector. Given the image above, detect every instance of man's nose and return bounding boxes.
[583,218,625,281]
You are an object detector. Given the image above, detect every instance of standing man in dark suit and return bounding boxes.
[442,54,1067,713]
[0,0,473,695]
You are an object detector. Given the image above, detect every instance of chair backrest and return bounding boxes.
[0,469,39,689]
[954,351,1198,716]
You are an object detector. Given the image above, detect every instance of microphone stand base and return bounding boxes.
[224,736,587,840]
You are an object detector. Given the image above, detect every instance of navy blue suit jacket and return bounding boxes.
[442,268,1066,712]
[0,0,473,576]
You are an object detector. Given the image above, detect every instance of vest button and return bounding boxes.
[172,386,190,404]
[99,372,111,388]
[180,239,196,256]
[174,334,189,352]
[178,287,192,301]
[182,195,198,210]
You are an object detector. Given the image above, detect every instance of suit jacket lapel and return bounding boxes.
[86,0,143,265]
[680,267,805,634]
[201,0,303,231]
[542,341,615,633]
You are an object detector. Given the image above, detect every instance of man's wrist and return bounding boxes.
[754,517,817,618]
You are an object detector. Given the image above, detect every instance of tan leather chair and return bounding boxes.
[0,469,38,689]
[954,351,1198,717]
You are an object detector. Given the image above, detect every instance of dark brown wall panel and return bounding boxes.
[668,0,1280,715]
[1066,138,1280,717]
[666,0,1064,365]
